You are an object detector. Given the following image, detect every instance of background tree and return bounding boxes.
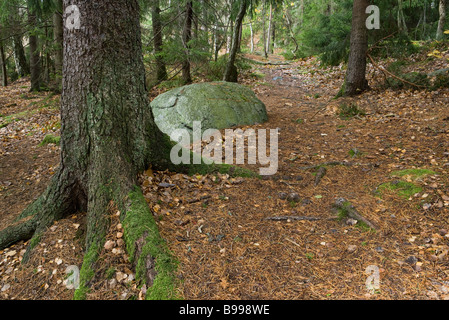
[339,0,369,96]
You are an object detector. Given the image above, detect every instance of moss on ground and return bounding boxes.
[390,168,437,180]
[39,134,61,146]
[377,181,423,199]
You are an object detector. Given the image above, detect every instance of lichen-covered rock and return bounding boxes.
[150,81,268,137]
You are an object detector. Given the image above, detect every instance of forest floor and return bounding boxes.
[1,50,449,300]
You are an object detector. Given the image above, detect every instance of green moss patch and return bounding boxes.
[390,168,437,181]
[39,134,61,147]
[377,181,423,199]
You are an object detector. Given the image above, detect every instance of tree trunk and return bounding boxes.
[53,0,63,84]
[0,41,7,87]
[397,0,408,35]
[262,0,268,58]
[182,0,193,84]
[250,22,254,53]
[152,0,167,82]
[340,0,369,97]
[28,2,41,92]
[223,0,247,82]
[266,2,273,55]
[12,35,30,77]
[437,0,447,40]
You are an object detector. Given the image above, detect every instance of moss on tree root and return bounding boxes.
[124,187,179,300]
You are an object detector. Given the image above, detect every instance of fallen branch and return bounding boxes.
[333,198,378,230]
[314,166,327,187]
[367,53,426,89]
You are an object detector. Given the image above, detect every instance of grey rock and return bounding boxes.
[150,81,268,137]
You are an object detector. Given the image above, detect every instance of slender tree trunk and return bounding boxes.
[250,22,254,53]
[223,0,247,82]
[53,0,63,84]
[152,0,167,82]
[437,0,447,40]
[262,0,268,58]
[397,0,408,35]
[182,0,193,84]
[266,2,273,56]
[28,3,41,92]
[0,42,7,87]
[340,0,369,96]
[12,35,30,77]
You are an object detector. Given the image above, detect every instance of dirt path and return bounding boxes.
[1,56,449,300]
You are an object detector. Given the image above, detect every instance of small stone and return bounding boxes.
[375,246,384,253]
[116,232,123,239]
[287,193,300,202]
[346,218,358,226]
[104,240,115,250]
[116,223,123,230]
[116,271,127,282]
[112,248,122,255]
[116,239,124,247]
[347,245,357,252]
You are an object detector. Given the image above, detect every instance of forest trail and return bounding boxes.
[1,55,449,300]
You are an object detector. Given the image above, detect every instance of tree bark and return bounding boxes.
[223,0,247,82]
[437,0,447,40]
[266,2,273,55]
[53,0,63,83]
[340,0,369,97]
[28,1,41,92]
[0,41,7,87]
[152,0,167,82]
[12,35,30,77]
[262,0,268,58]
[182,0,193,84]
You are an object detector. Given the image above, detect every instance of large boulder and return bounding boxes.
[150,81,268,137]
